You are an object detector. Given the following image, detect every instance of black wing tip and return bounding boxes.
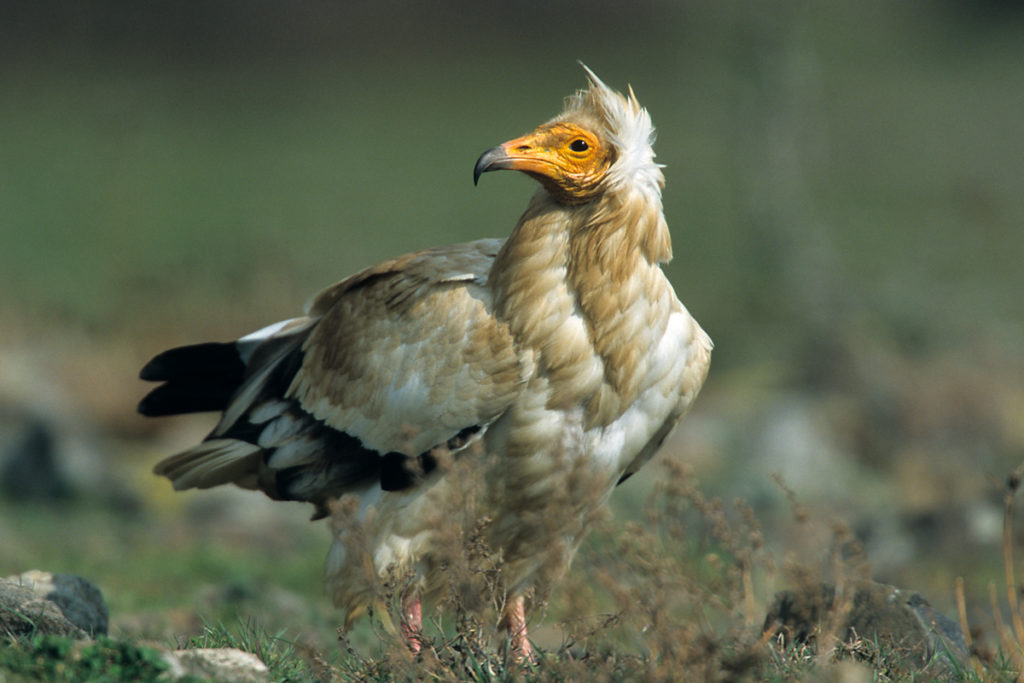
[138,357,169,382]
[138,341,248,416]
[137,382,235,416]
[137,374,240,417]
[139,342,244,381]
[142,339,241,374]
[138,348,188,382]
[136,395,159,416]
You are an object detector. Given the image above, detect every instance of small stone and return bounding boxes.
[163,648,270,682]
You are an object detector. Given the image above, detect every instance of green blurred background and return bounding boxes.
[2,0,1023,647]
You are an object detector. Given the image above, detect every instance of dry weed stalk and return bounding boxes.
[976,463,1024,682]
[946,462,1024,683]
[956,576,991,682]
[1006,466,1024,656]
[553,457,780,678]
[815,521,871,667]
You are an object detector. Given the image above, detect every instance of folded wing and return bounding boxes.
[141,239,525,517]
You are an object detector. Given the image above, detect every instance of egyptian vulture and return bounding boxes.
[139,66,712,659]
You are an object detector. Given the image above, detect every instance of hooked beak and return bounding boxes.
[473,146,511,186]
[473,131,557,186]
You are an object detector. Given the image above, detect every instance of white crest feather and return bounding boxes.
[563,64,665,200]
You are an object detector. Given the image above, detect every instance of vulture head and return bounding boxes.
[474,65,664,205]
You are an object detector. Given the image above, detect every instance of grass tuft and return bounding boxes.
[0,635,170,683]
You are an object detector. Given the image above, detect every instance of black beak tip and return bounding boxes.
[473,146,506,186]
[473,155,488,186]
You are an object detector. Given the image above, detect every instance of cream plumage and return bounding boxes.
[139,67,712,657]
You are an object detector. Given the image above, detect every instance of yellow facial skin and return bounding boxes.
[474,123,614,204]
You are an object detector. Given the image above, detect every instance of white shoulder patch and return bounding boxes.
[440,273,482,284]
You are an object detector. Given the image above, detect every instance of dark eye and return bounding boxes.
[569,139,589,153]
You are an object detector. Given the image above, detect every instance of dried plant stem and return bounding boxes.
[956,576,990,683]
[742,560,756,626]
[992,576,1024,681]
[1004,490,1024,646]
[955,576,972,651]
[1004,464,1024,683]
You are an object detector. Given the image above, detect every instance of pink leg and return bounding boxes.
[400,592,423,654]
[504,594,534,662]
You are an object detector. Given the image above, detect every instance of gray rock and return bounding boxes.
[764,580,968,679]
[0,578,88,639]
[161,648,270,682]
[3,570,108,637]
